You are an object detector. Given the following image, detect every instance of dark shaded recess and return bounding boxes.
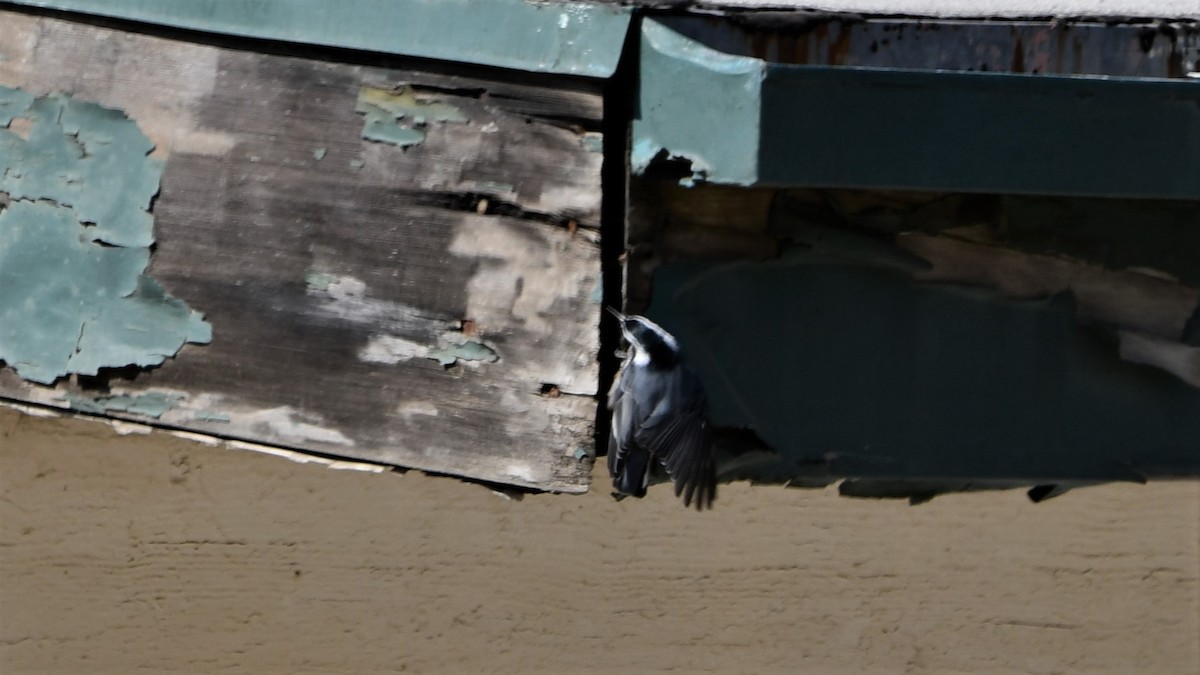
[594,21,640,462]
[634,182,1200,501]
[774,191,1200,289]
[1185,302,1200,346]
[413,190,584,230]
[646,256,1200,494]
[998,197,1200,288]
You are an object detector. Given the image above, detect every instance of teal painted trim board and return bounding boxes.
[758,65,1200,198]
[0,0,632,78]
[632,18,763,186]
[634,19,1200,199]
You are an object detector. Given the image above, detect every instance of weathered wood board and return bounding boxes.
[0,10,605,491]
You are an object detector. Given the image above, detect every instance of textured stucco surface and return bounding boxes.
[1,406,1197,674]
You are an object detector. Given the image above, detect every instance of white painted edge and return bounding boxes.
[224,440,390,474]
[0,399,393,474]
[0,400,63,418]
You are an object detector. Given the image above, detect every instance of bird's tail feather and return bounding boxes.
[613,446,651,499]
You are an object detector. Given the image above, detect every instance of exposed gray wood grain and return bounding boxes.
[0,10,604,491]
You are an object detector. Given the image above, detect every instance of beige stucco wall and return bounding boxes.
[1,405,1197,673]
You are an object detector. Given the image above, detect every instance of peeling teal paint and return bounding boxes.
[356,86,467,148]
[367,87,467,126]
[426,341,499,367]
[1,0,632,78]
[193,410,231,423]
[64,391,182,418]
[0,87,34,125]
[0,86,211,385]
[60,394,106,415]
[360,333,501,368]
[312,147,326,161]
[2,92,161,247]
[472,181,515,195]
[362,123,425,148]
[579,132,604,154]
[304,271,339,292]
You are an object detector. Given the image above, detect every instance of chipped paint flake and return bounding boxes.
[355,85,467,148]
[579,132,604,153]
[397,400,440,419]
[231,406,355,447]
[225,439,385,473]
[0,86,210,385]
[304,270,339,291]
[108,420,153,435]
[63,391,183,418]
[360,333,498,368]
[308,273,499,369]
[426,341,498,366]
[504,462,538,483]
[468,180,516,196]
[360,334,430,364]
[169,430,222,446]
[0,86,33,125]
[448,215,598,393]
[307,274,445,334]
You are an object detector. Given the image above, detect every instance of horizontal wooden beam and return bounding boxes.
[0,0,632,78]
[634,19,1200,199]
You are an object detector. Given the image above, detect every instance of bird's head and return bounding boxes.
[607,307,680,368]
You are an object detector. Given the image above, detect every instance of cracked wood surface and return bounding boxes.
[1,407,1198,673]
[0,10,603,491]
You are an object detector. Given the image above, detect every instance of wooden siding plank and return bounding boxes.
[0,10,604,492]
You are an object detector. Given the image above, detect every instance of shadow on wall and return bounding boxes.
[645,226,1200,505]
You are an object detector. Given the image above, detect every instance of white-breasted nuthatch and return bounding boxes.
[607,308,716,510]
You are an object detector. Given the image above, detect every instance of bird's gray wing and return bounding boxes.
[607,365,634,479]
[632,368,716,509]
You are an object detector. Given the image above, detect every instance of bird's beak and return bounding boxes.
[605,306,626,322]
